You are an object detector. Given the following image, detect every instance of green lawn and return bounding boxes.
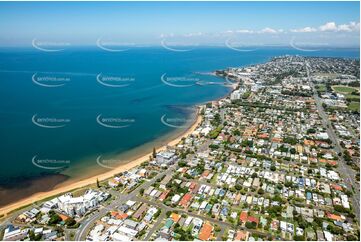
[332,85,359,94]
[348,102,360,112]
[315,84,326,92]
[345,94,360,101]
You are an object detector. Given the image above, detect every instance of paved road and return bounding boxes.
[217,226,225,241]
[76,156,268,241]
[305,62,360,221]
[75,164,177,240]
[144,210,166,241]
[134,196,268,238]
[0,202,39,233]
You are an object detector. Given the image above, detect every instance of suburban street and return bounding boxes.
[306,62,360,221]
[75,155,269,241]
[75,164,178,240]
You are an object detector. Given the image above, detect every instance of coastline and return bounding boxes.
[0,107,204,217]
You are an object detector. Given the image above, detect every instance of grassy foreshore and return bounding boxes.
[0,108,203,217]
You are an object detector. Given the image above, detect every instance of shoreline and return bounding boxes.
[0,107,204,217]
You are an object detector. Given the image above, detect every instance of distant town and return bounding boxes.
[1,55,359,241]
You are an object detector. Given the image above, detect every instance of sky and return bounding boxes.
[0,1,359,48]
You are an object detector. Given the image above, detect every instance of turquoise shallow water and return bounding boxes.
[0,47,359,191]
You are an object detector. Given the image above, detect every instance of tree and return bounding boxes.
[245,221,257,229]
[48,213,62,225]
[258,188,265,195]
[152,147,157,158]
[233,129,241,136]
[307,128,316,134]
[65,217,77,227]
[343,150,352,162]
[294,235,305,241]
[28,230,42,241]
[327,225,343,235]
[96,178,100,188]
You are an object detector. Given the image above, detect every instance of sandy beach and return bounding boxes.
[0,109,203,217]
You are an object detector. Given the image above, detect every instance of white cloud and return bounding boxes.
[160,33,175,38]
[290,21,360,33]
[319,22,338,32]
[258,27,278,34]
[182,20,360,39]
[319,21,360,32]
[291,27,317,33]
[236,29,254,34]
[337,21,360,32]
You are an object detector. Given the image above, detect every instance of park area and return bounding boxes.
[331,85,359,94]
[332,85,360,112]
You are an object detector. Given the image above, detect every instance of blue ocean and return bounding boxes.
[0,46,359,205]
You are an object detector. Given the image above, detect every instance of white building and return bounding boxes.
[57,190,109,217]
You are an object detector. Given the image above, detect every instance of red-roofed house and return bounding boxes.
[247,216,259,225]
[239,211,248,224]
[199,222,213,241]
[179,193,192,208]
[159,190,170,202]
[331,184,343,191]
[116,213,128,220]
[326,212,342,221]
[202,170,210,178]
[234,231,249,241]
[170,213,181,223]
